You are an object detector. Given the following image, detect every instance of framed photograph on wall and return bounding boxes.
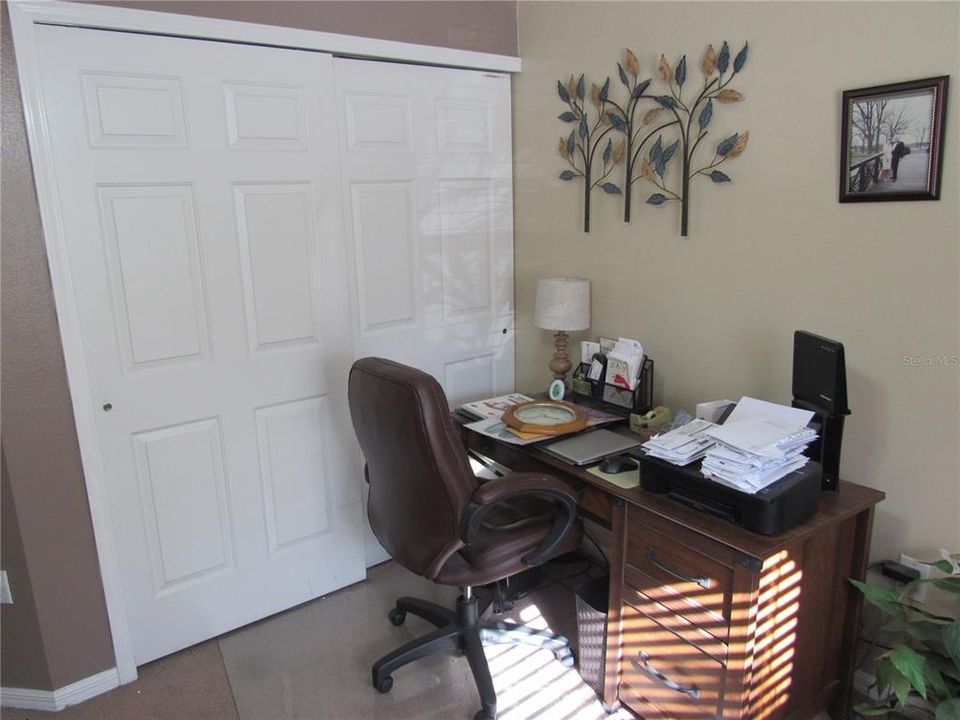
[839,75,949,202]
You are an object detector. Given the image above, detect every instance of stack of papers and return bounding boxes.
[641,418,719,465]
[455,393,533,422]
[701,397,817,494]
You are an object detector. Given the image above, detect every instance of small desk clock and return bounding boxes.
[501,401,588,435]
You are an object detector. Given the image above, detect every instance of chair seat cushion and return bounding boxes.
[434,496,583,587]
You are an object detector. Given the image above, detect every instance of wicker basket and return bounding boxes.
[574,576,609,699]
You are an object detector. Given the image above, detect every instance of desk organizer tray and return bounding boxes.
[572,356,654,416]
[634,453,822,535]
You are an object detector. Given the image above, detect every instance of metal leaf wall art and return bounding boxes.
[557,74,624,232]
[556,42,750,237]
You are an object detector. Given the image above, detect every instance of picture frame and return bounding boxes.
[839,75,949,202]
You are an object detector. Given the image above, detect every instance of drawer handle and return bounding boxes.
[647,548,712,590]
[632,651,701,700]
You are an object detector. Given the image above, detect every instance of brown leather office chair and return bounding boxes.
[348,357,583,720]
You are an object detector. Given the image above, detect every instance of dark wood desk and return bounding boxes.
[461,424,884,720]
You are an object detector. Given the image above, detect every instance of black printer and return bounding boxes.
[632,452,823,535]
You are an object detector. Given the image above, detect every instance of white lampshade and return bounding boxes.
[534,278,590,332]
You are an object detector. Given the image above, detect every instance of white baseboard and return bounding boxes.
[1,667,120,711]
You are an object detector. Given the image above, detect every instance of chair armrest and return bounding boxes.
[459,473,579,567]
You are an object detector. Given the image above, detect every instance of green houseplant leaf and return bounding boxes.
[850,579,908,620]
[937,698,960,719]
[891,645,929,698]
[851,554,959,718]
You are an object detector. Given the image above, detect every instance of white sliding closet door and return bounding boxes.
[335,59,516,407]
[32,25,365,664]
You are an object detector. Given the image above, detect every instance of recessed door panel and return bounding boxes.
[256,397,332,552]
[133,418,235,591]
[224,82,307,151]
[234,183,320,350]
[81,72,187,148]
[351,181,417,331]
[438,178,494,320]
[97,184,210,370]
[344,93,412,152]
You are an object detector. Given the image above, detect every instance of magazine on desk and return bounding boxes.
[455,393,535,422]
[465,405,623,446]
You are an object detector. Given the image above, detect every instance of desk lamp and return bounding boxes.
[534,278,590,393]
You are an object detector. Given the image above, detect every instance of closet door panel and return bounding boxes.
[32,25,364,665]
[335,59,515,408]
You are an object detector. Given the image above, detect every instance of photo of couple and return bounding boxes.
[840,76,948,202]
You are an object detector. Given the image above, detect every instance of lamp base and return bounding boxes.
[548,330,572,394]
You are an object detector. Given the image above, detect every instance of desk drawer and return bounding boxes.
[625,513,734,638]
[579,484,613,524]
[620,602,725,719]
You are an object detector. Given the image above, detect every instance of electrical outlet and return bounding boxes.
[899,554,932,604]
[0,571,12,604]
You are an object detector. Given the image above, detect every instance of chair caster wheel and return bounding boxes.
[388,608,406,626]
[374,675,393,694]
[473,707,496,720]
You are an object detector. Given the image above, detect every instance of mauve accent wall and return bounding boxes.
[1,0,517,692]
[1,5,116,691]
[78,0,519,56]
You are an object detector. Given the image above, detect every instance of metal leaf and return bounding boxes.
[647,193,667,206]
[655,157,666,178]
[566,130,576,156]
[601,183,622,195]
[650,135,663,162]
[578,116,588,139]
[717,41,730,74]
[699,99,713,130]
[642,107,663,125]
[612,138,626,164]
[558,137,567,158]
[632,78,651,99]
[675,55,687,87]
[716,89,744,103]
[590,83,602,108]
[728,131,749,158]
[557,80,570,103]
[608,113,627,131]
[701,44,716,76]
[567,75,577,99]
[658,54,671,83]
[709,170,732,182]
[603,138,612,165]
[600,77,610,102]
[558,111,577,122]
[733,42,749,74]
[656,95,677,109]
[617,62,629,87]
[716,132,739,156]
[661,139,679,165]
[576,74,585,101]
[641,157,654,179]
[625,48,640,76]
[559,170,576,181]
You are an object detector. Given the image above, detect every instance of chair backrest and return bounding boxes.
[348,357,477,580]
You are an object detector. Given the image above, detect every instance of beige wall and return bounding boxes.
[514,1,960,560]
[1,0,517,691]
